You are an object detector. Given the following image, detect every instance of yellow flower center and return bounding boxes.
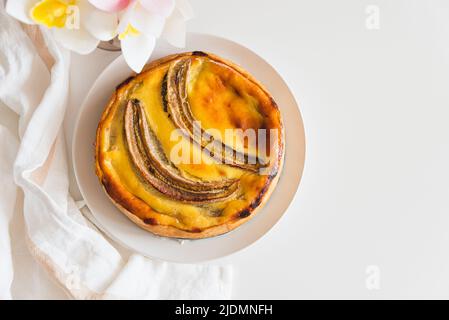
[30,0,75,28]
[118,24,140,40]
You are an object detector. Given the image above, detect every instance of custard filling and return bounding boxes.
[97,54,281,231]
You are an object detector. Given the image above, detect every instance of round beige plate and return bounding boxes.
[72,33,305,263]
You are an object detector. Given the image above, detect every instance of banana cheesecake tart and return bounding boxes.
[95,51,284,239]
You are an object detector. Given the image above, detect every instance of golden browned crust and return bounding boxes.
[102,155,284,239]
[95,51,285,239]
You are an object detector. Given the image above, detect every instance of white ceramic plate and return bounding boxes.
[72,33,305,263]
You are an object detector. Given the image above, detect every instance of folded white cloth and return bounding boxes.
[0,4,232,300]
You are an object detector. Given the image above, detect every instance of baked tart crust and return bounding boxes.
[95,52,284,239]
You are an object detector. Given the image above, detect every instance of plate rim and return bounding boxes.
[72,32,306,263]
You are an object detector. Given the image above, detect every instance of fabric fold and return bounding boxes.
[0,126,18,299]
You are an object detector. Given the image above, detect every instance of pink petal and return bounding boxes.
[140,0,175,17]
[88,0,130,13]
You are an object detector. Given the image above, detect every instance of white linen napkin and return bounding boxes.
[0,4,232,300]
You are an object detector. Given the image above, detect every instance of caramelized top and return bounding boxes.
[96,52,283,233]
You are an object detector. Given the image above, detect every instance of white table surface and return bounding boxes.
[6,0,449,299]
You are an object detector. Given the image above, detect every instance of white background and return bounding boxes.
[4,0,449,299]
